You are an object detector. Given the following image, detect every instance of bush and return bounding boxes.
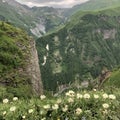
[0,89,119,120]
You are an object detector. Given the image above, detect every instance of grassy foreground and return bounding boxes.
[0,89,119,120]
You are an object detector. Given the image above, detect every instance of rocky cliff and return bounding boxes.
[27,39,43,95]
[0,21,43,97]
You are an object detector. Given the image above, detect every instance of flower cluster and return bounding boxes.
[0,91,119,120]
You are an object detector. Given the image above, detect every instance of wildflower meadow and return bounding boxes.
[0,89,120,120]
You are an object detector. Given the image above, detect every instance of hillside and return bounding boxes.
[0,0,66,37]
[65,0,120,16]
[0,21,43,98]
[101,68,120,89]
[1,0,120,38]
[36,7,120,91]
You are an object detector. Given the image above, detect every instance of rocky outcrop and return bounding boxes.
[30,23,46,37]
[0,22,43,97]
[103,29,116,40]
[27,38,43,95]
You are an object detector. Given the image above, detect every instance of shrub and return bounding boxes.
[0,89,119,120]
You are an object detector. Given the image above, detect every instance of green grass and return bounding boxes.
[103,69,120,88]
[65,0,120,16]
[0,89,119,120]
[0,21,33,98]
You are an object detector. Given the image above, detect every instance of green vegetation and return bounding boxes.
[0,1,33,33]
[0,1,120,119]
[36,7,120,91]
[65,0,120,16]
[103,68,120,88]
[0,21,33,98]
[0,1,65,37]
[0,89,119,120]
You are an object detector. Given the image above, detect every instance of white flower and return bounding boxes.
[103,110,108,114]
[68,90,75,94]
[22,116,26,119]
[83,93,90,99]
[65,92,70,96]
[68,98,74,103]
[13,97,18,101]
[56,98,62,104]
[103,93,108,99]
[10,106,16,112]
[75,108,82,115]
[43,104,50,109]
[62,105,68,112]
[93,89,97,91]
[52,104,59,110]
[77,93,83,99]
[3,98,9,104]
[94,94,99,99]
[40,110,44,115]
[40,95,46,100]
[2,111,6,115]
[65,90,75,97]
[109,94,116,100]
[102,103,109,109]
[28,109,33,113]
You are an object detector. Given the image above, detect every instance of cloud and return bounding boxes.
[15,0,89,8]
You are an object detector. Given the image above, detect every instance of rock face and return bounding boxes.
[0,22,43,97]
[27,39,43,95]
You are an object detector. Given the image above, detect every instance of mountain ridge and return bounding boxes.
[0,0,66,37]
[65,0,120,16]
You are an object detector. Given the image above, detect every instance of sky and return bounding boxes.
[15,0,89,8]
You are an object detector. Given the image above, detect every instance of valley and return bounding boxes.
[37,7,120,91]
[0,0,120,119]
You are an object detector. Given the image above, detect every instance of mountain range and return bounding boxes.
[0,0,66,37]
[0,0,120,92]
[65,0,120,16]
[1,0,120,38]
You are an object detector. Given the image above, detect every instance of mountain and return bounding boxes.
[1,0,120,38]
[30,7,66,36]
[36,7,120,91]
[0,0,66,37]
[0,21,43,98]
[64,0,120,16]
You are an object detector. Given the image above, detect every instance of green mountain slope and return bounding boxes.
[0,21,42,98]
[36,7,120,91]
[2,0,120,38]
[0,0,33,32]
[0,0,66,37]
[65,0,120,16]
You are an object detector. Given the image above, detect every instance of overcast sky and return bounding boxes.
[15,0,89,8]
